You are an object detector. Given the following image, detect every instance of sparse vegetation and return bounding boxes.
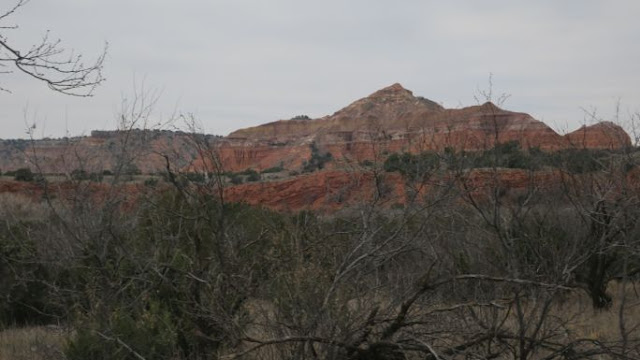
[229,173,243,185]
[383,141,626,177]
[185,172,205,183]
[70,169,89,181]
[302,142,332,173]
[123,163,142,176]
[261,165,284,174]
[359,159,374,167]
[143,177,158,187]
[222,169,263,184]
[243,168,261,182]
[13,168,34,182]
[383,151,440,178]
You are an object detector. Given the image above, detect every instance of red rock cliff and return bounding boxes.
[216,84,630,172]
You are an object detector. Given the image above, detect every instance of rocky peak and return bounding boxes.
[479,101,502,113]
[330,83,443,119]
[226,83,444,141]
[225,84,631,157]
[368,83,414,98]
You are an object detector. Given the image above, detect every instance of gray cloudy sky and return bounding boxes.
[1,0,639,139]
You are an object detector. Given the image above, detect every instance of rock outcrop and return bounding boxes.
[0,84,631,175]
[0,130,208,175]
[223,168,565,212]
[0,83,636,213]
[565,121,632,149]
[219,83,630,172]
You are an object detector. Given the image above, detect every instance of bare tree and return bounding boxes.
[0,0,106,96]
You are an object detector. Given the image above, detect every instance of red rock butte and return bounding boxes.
[0,83,635,213]
[214,83,631,172]
[0,83,631,175]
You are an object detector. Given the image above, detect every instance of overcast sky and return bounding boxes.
[1,0,639,139]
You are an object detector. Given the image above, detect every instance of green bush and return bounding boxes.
[71,169,89,181]
[553,148,608,173]
[383,152,439,179]
[470,141,537,170]
[66,303,178,360]
[185,172,205,183]
[245,169,261,182]
[124,163,142,176]
[71,169,103,182]
[89,173,103,182]
[14,168,34,182]
[229,174,243,185]
[302,143,332,173]
[261,166,284,174]
[144,178,158,187]
[0,222,59,326]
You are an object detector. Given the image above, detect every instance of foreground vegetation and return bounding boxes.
[1,137,640,359]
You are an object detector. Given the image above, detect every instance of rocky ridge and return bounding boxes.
[0,83,635,212]
[0,84,632,176]
[219,83,631,171]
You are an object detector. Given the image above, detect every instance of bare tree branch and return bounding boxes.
[0,0,106,96]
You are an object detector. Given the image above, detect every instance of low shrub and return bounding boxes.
[383,152,440,179]
[245,169,261,182]
[302,143,332,173]
[261,166,283,174]
[14,168,34,182]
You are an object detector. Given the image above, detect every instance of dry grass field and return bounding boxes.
[0,326,68,360]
